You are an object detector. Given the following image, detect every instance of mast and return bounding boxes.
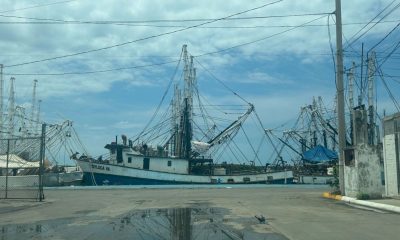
[8,77,15,139]
[172,84,181,156]
[31,79,38,135]
[367,51,376,145]
[0,64,3,140]
[36,99,42,133]
[335,0,346,195]
[179,45,194,159]
[348,62,356,145]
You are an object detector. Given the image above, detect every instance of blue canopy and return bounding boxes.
[302,145,338,163]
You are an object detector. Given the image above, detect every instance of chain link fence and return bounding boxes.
[0,127,45,200]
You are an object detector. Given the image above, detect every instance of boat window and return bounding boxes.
[117,148,123,163]
[167,160,172,167]
[143,158,150,170]
[128,157,132,163]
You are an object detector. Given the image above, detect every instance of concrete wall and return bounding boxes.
[344,108,384,198]
[0,175,39,187]
[383,113,400,196]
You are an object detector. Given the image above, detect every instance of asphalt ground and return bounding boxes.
[0,185,399,240]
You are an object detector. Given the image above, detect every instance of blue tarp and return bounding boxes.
[302,145,338,163]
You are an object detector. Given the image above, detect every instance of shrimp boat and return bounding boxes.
[74,45,293,185]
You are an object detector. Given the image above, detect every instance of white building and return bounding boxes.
[383,112,400,197]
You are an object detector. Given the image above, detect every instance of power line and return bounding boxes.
[0,0,78,14]
[3,0,283,68]
[4,13,331,76]
[194,14,330,58]
[0,12,329,25]
[1,19,399,29]
[3,59,180,76]
[345,1,400,49]
[368,22,400,53]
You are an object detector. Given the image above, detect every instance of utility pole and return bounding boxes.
[335,0,346,195]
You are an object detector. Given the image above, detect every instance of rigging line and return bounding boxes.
[345,1,400,49]
[3,0,284,68]
[368,22,400,53]
[377,68,400,111]
[377,40,400,68]
[227,136,248,164]
[132,50,182,142]
[329,15,361,57]
[327,15,336,87]
[0,12,330,24]
[241,126,263,166]
[4,59,180,76]
[0,0,78,14]
[193,58,250,105]
[194,14,329,58]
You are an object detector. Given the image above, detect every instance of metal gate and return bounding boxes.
[0,125,45,201]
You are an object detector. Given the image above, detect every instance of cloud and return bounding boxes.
[0,0,398,157]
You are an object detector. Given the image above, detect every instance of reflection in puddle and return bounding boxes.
[1,208,287,240]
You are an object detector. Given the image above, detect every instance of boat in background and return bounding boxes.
[75,45,293,185]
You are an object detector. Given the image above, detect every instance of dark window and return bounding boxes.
[128,157,132,163]
[116,148,123,163]
[344,148,355,166]
[167,160,172,167]
[143,158,150,170]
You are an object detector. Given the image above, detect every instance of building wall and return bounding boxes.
[344,108,384,198]
[383,113,400,197]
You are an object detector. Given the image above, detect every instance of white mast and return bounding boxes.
[348,62,355,110]
[348,62,356,145]
[36,99,42,134]
[0,64,3,140]
[31,79,38,135]
[8,77,15,139]
[367,51,376,144]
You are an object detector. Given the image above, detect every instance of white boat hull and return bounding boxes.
[76,160,293,185]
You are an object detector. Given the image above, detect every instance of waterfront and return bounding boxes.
[1,185,399,240]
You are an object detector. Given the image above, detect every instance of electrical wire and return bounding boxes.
[194,14,330,58]
[345,0,400,49]
[0,0,78,14]
[0,12,331,24]
[368,22,400,53]
[3,59,180,76]
[3,0,284,68]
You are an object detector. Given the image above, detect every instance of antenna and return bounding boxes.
[8,77,15,139]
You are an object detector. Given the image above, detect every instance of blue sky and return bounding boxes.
[0,0,399,165]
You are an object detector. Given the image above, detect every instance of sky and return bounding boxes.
[0,0,399,164]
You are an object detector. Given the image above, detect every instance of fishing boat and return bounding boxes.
[74,45,293,185]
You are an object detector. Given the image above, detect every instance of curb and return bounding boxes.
[322,192,400,214]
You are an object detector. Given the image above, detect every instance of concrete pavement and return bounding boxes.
[1,185,399,240]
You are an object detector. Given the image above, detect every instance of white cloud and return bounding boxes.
[0,0,397,157]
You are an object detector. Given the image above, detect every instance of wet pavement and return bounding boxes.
[0,207,287,240]
[1,185,399,240]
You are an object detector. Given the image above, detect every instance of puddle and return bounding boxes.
[0,207,288,240]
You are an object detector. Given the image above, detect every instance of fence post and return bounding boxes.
[39,124,46,201]
[5,139,10,199]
